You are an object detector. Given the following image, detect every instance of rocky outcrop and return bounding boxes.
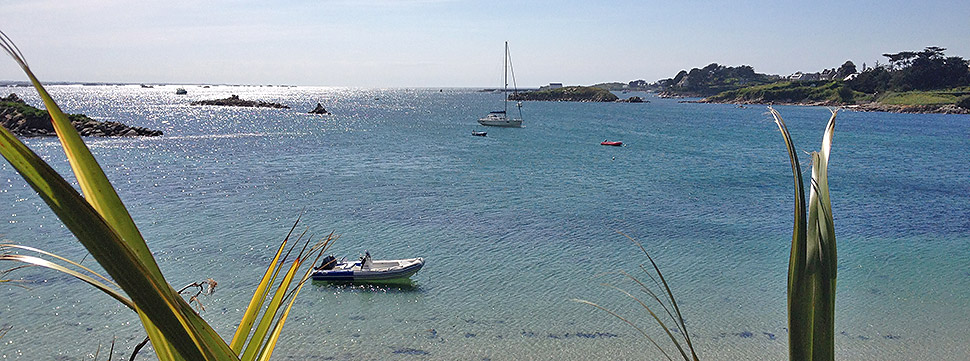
[846,102,970,114]
[190,94,289,109]
[616,96,647,103]
[0,93,163,137]
[508,86,619,102]
[308,103,330,114]
[695,95,970,114]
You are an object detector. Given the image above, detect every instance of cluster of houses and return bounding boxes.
[786,70,858,82]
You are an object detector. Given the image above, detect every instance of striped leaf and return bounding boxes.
[1,28,333,361]
[770,107,838,361]
[1,30,235,361]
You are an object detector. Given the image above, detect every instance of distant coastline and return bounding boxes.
[587,47,970,114]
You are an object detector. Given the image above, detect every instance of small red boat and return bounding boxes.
[601,140,623,146]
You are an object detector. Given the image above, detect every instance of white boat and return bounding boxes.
[479,42,523,127]
[311,252,424,282]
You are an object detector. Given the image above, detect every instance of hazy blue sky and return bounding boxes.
[1,0,968,87]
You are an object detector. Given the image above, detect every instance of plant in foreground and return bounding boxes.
[574,233,700,361]
[0,30,332,361]
[770,106,839,361]
[579,108,838,361]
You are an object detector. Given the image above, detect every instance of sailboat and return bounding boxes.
[479,42,523,127]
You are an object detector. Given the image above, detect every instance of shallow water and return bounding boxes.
[1,85,968,360]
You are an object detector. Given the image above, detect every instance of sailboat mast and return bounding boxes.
[504,41,508,114]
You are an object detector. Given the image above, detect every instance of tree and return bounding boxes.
[834,61,857,80]
[888,48,969,90]
[852,47,970,92]
[847,67,891,93]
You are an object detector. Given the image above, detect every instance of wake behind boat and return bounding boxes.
[479,41,523,127]
[312,252,424,283]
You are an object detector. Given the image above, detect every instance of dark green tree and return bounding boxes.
[847,67,891,93]
[834,61,857,80]
[851,47,969,92]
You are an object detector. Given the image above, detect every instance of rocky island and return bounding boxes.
[509,86,619,102]
[190,94,289,109]
[0,93,163,137]
[617,96,647,103]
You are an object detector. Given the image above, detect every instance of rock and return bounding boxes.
[0,93,163,137]
[190,94,290,109]
[308,103,330,114]
[617,96,647,103]
[2,93,25,104]
[508,86,619,102]
[847,102,970,114]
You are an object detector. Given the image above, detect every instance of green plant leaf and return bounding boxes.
[770,106,838,361]
[1,244,118,286]
[229,224,297,353]
[255,250,324,361]
[572,298,674,361]
[1,31,236,361]
[0,253,134,309]
[240,254,304,361]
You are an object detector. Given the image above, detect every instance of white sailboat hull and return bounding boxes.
[478,42,524,128]
[478,113,523,127]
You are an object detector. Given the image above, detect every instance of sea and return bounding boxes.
[1,85,968,361]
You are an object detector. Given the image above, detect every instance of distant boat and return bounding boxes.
[478,42,523,128]
[175,88,187,95]
[140,84,154,88]
[601,140,623,146]
[311,252,424,283]
[472,131,487,137]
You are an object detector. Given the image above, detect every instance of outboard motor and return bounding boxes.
[317,255,337,270]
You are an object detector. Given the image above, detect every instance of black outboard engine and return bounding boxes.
[317,255,337,270]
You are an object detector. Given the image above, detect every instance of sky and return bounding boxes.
[1,0,968,87]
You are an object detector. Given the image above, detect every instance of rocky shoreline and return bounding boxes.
[695,97,970,114]
[190,94,289,109]
[845,102,970,114]
[1,94,162,137]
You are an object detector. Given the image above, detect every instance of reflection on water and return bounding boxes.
[311,279,422,292]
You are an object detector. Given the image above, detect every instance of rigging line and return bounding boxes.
[507,45,518,94]
[506,43,523,120]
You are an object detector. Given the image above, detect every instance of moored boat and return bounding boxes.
[472,130,487,137]
[478,42,524,127]
[312,252,424,282]
[601,140,623,146]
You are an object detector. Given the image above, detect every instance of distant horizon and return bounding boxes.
[3,49,960,89]
[2,1,968,87]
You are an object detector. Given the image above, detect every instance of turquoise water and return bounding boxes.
[1,85,969,360]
